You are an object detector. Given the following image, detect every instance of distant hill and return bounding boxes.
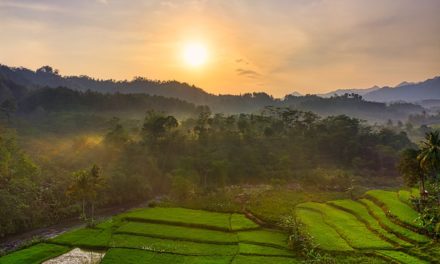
[0,65,213,105]
[363,76,440,102]
[318,86,380,98]
[0,64,429,122]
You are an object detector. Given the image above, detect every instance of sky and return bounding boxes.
[0,0,439,97]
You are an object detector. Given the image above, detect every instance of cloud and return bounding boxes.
[0,1,65,12]
[235,58,249,65]
[96,0,108,4]
[236,68,261,79]
[160,1,178,9]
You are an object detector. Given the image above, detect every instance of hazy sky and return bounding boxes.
[0,0,439,96]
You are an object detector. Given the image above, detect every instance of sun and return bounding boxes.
[183,42,208,67]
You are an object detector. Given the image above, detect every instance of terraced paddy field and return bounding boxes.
[1,189,438,263]
[296,189,437,264]
[0,207,299,264]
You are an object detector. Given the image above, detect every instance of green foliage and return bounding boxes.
[0,243,69,264]
[67,164,105,223]
[0,129,44,237]
[398,149,424,188]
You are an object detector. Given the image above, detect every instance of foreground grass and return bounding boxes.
[238,243,294,257]
[0,243,70,264]
[121,207,233,230]
[101,248,233,264]
[230,213,259,231]
[359,199,429,243]
[375,250,429,264]
[365,190,422,228]
[110,234,238,255]
[116,222,238,244]
[298,202,393,249]
[328,199,412,247]
[237,230,288,248]
[295,207,353,251]
[247,189,350,224]
[231,254,300,264]
[51,228,112,248]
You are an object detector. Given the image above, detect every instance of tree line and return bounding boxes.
[0,107,414,237]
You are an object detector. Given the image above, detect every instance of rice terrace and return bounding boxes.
[1,188,439,263]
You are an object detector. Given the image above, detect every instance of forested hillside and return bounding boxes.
[0,65,427,121]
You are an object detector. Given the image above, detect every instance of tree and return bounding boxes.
[398,149,425,198]
[0,99,17,123]
[418,131,440,203]
[67,169,90,220]
[89,165,105,223]
[67,164,105,223]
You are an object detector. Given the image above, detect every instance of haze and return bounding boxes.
[0,0,439,96]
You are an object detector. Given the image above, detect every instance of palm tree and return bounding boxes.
[417,131,440,203]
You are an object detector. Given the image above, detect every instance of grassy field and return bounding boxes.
[51,228,113,248]
[121,207,234,230]
[110,234,238,255]
[237,229,288,248]
[298,202,394,249]
[230,213,260,231]
[231,254,300,264]
[0,189,436,263]
[328,199,412,247]
[0,243,70,264]
[238,243,294,257]
[295,189,434,263]
[375,250,429,264]
[115,222,238,244]
[365,190,423,228]
[359,199,429,243]
[295,207,353,251]
[101,248,234,264]
[1,207,300,263]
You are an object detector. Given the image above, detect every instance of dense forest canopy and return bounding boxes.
[0,106,414,237]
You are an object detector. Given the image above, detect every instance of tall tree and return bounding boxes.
[418,131,440,203]
[67,164,105,223]
[0,99,17,123]
[67,169,91,220]
[398,149,426,198]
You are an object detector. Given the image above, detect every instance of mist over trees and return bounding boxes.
[0,106,414,237]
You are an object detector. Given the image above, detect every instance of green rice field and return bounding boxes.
[295,189,434,264]
[1,189,437,264]
[0,207,298,264]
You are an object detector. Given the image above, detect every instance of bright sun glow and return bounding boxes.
[183,42,208,67]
